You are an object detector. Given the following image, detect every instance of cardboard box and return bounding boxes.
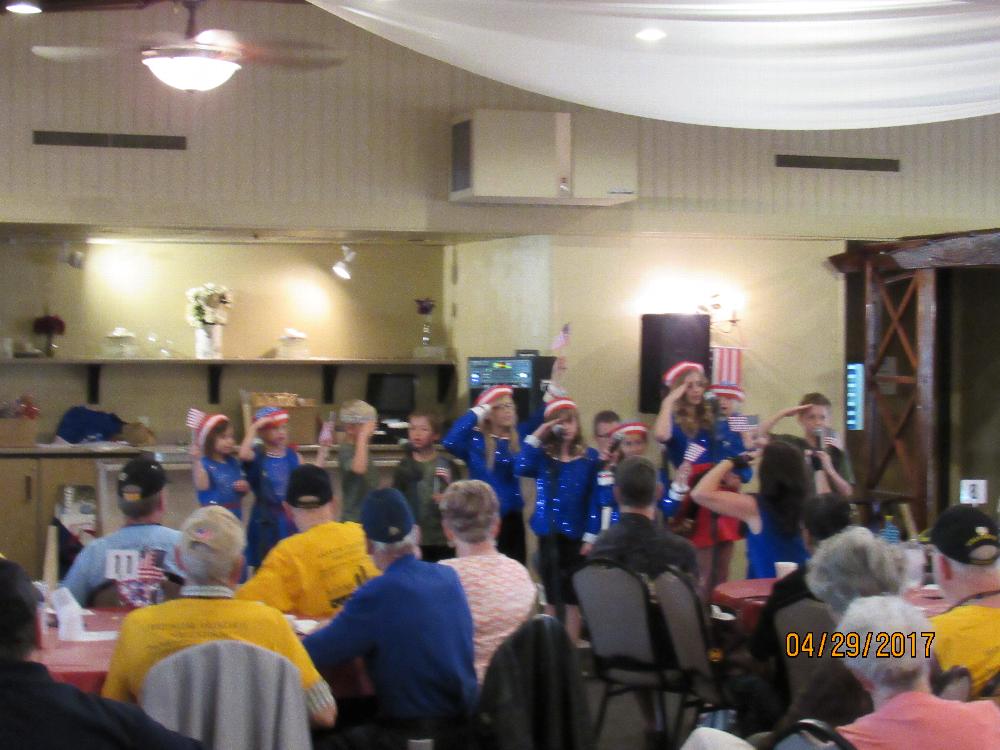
[242,392,321,446]
[0,418,37,447]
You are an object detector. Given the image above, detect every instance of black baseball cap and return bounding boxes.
[930,505,1000,566]
[286,465,333,509]
[117,456,167,517]
[361,488,414,544]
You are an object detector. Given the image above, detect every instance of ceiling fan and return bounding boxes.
[31,0,347,91]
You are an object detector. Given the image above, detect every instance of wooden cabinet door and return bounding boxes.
[0,459,40,576]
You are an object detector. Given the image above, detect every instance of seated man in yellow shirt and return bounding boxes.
[102,505,337,728]
[236,464,378,618]
[930,505,1000,697]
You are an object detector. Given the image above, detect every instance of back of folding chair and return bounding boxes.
[653,567,722,705]
[772,720,857,750]
[774,598,835,698]
[573,560,657,673]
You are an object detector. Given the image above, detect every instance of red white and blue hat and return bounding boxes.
[611,422,649,440]
[663,361,705,387]
[475,385,514,408]
[186,408,230,452]
[544,397,578,420]
[253,406,290,427]
[710,383,745,401]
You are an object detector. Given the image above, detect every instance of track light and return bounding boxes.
[331,244,356,280]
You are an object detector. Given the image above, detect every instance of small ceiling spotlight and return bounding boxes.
[332,244,356,280]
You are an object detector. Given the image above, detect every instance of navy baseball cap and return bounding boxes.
[361,489,414,544]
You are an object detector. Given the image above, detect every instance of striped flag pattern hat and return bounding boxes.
[475,385,514,408]
[544,397,578,420]
[253,406,290,427]
[682,443,707,464]
[710,383,745,401]
[663,361,705,387]
[186,408,230,452]
[611,422,649,440]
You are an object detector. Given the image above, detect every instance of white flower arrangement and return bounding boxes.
[185,283,233,327]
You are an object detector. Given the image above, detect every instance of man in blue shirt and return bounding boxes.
[61,457,182,606]
[305,488,477,750]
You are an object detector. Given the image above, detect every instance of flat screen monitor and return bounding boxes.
[467,357,534,389]
[365,373,416,420]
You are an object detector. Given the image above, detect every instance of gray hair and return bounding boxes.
[370,527,420,557]
[838,596,931,692]
[440,480,499,543]
[806,527,905,614]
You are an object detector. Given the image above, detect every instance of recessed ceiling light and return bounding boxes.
[635,28,666,42]
[6,0,42,13]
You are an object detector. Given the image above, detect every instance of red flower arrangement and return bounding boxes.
[33,314,65,357]
[33,314,66,336]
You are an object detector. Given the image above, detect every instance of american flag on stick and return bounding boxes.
[683,444,707,463]
[551,323,571,352]
[728,415,752,433]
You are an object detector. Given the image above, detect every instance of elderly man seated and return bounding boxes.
[928,505,1000,697]
[0,559,201,750]
[102,505,336,728]
[836,595,1000,749]
[61,456,182,607]
[304,488,477,750]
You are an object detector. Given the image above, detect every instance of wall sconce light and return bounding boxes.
[331,244,356,280]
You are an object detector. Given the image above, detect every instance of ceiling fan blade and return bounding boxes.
[238,43,348,70]
[31,45,118,63]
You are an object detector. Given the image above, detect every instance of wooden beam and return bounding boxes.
[914,269,939,529]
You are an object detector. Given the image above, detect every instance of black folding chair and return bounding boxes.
[573,560,685,746]
[772,719,858,750]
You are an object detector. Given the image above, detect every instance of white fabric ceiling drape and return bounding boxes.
[309,0,1000,130]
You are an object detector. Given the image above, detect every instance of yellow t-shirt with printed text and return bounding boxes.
[235,521,378,618]
[931,605,1000,696]
[101,597,323,703]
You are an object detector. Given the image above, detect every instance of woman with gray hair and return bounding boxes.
[835,595,1000,749]
[439,480,536,682]
[806,526,906,615]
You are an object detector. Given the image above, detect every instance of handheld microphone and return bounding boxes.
[813,428,826,452]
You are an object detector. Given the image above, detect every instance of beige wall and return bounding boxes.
[449,235,845,435]
[3,2,1000,238]
[0,241,444,441]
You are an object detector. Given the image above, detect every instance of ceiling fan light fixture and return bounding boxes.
[6,0,42,14]
[142,52,241,92]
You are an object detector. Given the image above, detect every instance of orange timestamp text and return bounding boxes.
[784,631,935,659]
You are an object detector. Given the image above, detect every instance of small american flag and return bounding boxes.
[186,407,206,430]
[711,346,743,387]
[683,444,706,463]
[551,323,571,352]
[728,415,752,433]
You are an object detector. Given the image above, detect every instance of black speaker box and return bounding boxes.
[638,314,711,414]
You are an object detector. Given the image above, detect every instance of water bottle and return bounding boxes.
[881,514,901,544]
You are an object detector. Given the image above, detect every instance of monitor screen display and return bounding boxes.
[467,357,534,389]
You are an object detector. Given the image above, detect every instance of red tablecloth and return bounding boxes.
[36,608,373,698]
[711,578,952,633]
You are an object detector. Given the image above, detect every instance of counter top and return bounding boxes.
[0,443,143,458]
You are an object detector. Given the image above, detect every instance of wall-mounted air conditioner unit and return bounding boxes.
[449,109,637,206]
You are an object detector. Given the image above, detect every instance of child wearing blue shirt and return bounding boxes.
[187,408,249,518]
[239,406,301,569]
[516,397,598,643]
